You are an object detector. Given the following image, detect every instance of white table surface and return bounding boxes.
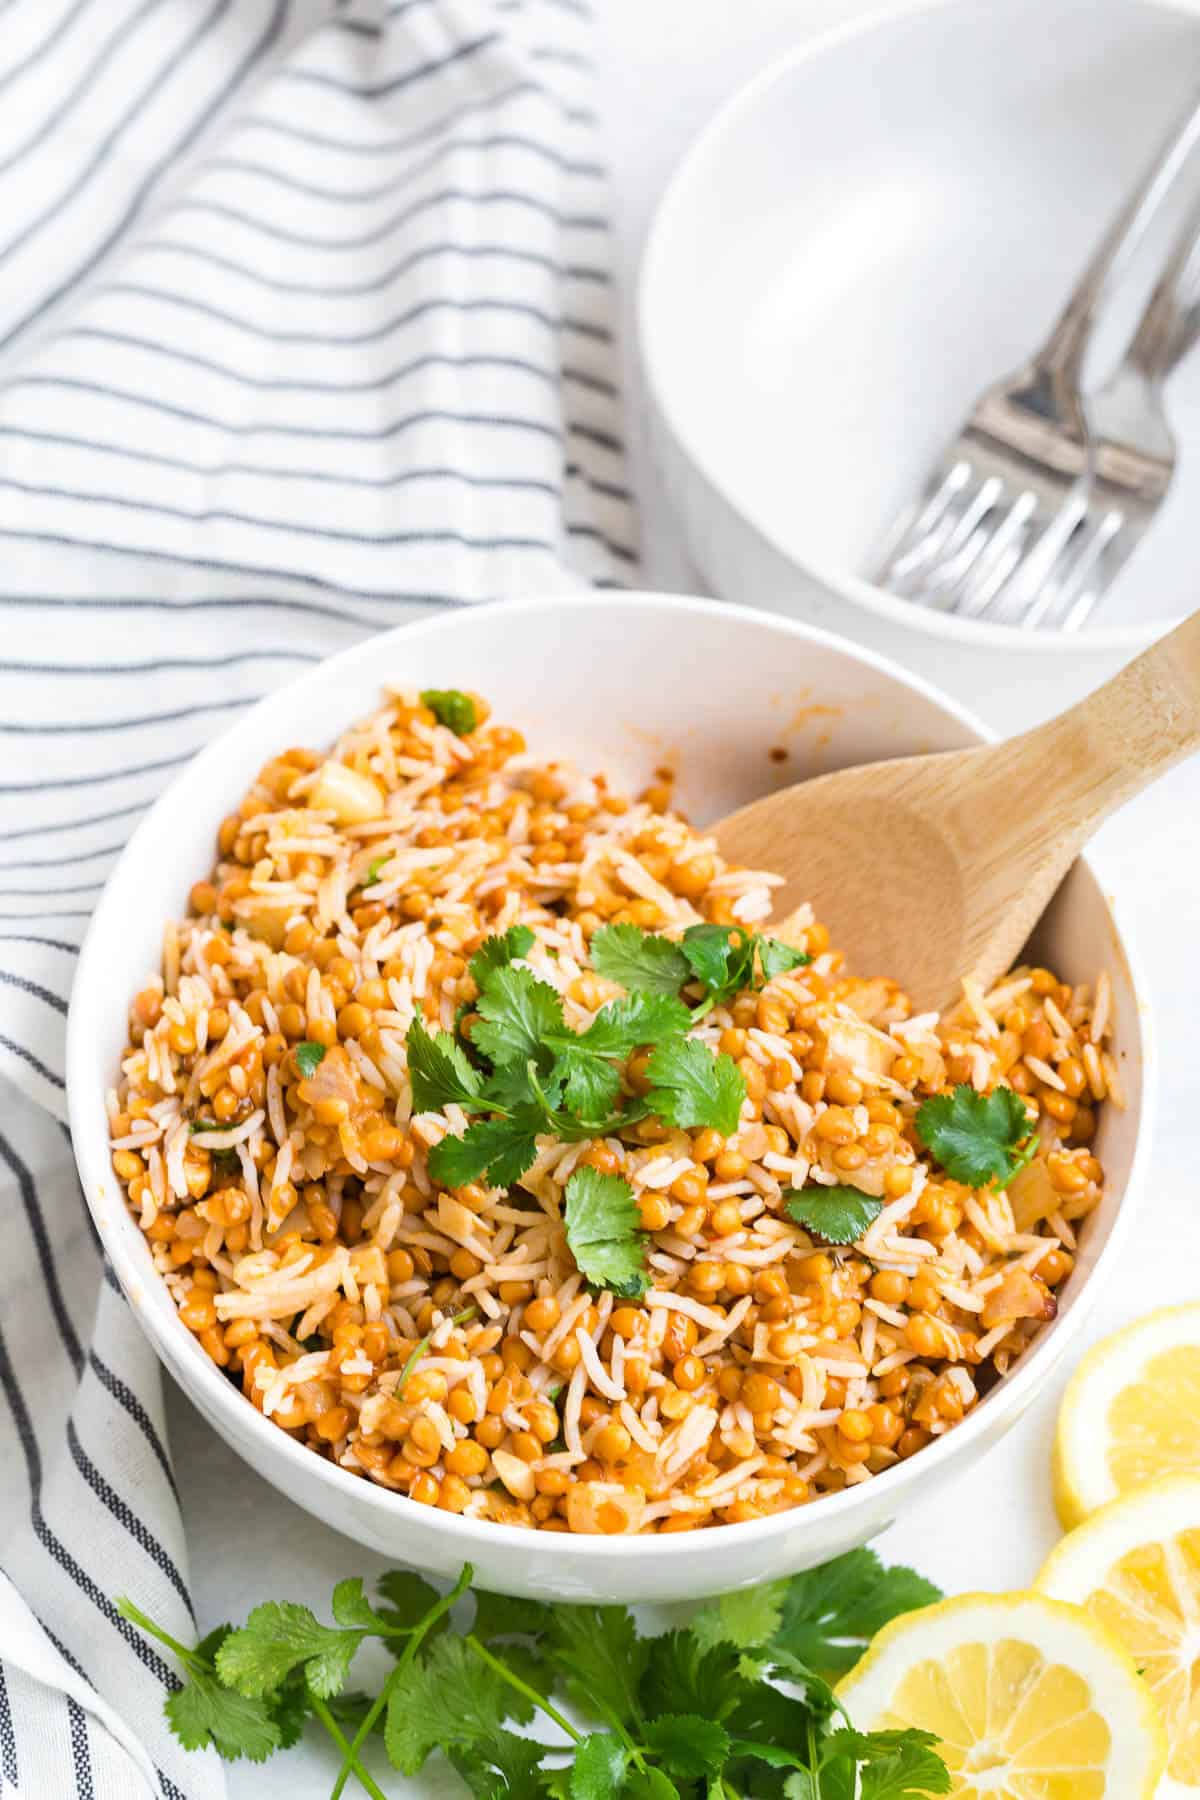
[165,4,1200,1791]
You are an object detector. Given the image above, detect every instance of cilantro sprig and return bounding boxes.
[915,1083,1037,1189]
[122,1549,949,1800]
[592,921,810,1019]
[408,929,745,1210]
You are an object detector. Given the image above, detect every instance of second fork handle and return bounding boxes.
[1125,186,1200,379]
[1039,76,1200,378]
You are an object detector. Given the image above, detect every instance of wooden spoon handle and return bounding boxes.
[983,608,1200,855]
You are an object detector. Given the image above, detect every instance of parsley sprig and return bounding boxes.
[407,928,745,1202]
[121,1549,949,1800]
[591,921,810,1019]
[915,1084,1037,1189]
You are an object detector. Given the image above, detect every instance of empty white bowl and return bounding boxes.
[67,595,1151,1600]
[639,0,1198,724]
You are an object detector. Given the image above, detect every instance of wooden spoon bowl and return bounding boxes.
[715,611,1200,1013]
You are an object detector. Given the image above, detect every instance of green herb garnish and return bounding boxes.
[295,1041,327,1080]
[362,854,391,888]
[563,1167,650,1298]
[915,1083,1036,1189]
[421,688,478,736]
[411,929,744,1200]
[396,1306,477,1396]
[591,921,810,1018]
[783,1185,885,1246]
[120,1551,948,1797]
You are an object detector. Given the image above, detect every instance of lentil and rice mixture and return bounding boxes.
[109,689,1119,1534]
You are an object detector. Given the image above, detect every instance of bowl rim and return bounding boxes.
[67,589,1156,1564]
[637,0,1186,656]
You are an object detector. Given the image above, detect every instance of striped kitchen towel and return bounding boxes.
[0,0,634,1792]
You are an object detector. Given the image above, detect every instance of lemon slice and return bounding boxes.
[836,1590,1166,1798]
[1038,1473,1200,1795]
[1054,1304,1200,1530]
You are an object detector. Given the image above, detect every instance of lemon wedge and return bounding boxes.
[1038,1473,1200,1794]
[836,1590,1166,1798]
[1053,1304,1200,1529]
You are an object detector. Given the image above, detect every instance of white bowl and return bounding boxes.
[67,594,1151,1601]
[639,0,1198,726]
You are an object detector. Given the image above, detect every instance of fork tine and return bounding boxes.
[884,477,986,597]
[1020,509,1123,631]
[900,474,1006,603]
[951,490,1037,616]
[914,509,1005,606]
[976,486,1090,625]
[875,462,971,588]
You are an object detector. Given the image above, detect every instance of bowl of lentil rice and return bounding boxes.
[66,594,1152,1602]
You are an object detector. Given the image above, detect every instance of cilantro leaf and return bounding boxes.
[590,923,691,997]
[680,923,756,1000]
[362,852,391,887]
[758,936,810,981]
[376,1570,445,1632]
[568,991,692,1060]
[331,1578,382,1630]
[564,1167,650,1298]
[783,1186,884,1246]
[689,1581,788,1652]
[469,925,536,988]
[267,1668,312,1751]
[828,1729,951,1798]
[421,688,478,736]
[450,1730,546,1800]
[771,1549,942,1677]
[481,1056,553,1115]
[295,1041,326,1080]
[638,1631,740,1723]
[384,1633,531,1775]
[165,1665,283,1763]
[571,1732,630,1800]
[625,1773,681,1800]
[552,991,690,1123]
[542,1603,650,1731]
[215,1601,361,1699]
[642,1715,731,1780]
[407,1018,486,1114]
[428,1108,543,1189]
[916,1083,1034,1188]
[471,1590,553,1643]
[645,1037,745,1135]
[558,1048,624,1124]
[472,965,567,1068]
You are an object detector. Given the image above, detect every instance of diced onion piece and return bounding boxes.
[1009,1157,1057,1232]
[823,1014,897,1076]
[491,1448,536,1502]
[980,1267,1056,1330]
[310,759,386,825]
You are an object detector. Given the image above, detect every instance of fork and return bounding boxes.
[874,81,1200,614]
[1011,190,1200,630]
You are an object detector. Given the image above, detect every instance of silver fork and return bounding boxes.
[1012,190,1200,631]
[874,81,1200,614]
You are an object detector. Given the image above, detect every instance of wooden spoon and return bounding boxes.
[713,610,1200,1014]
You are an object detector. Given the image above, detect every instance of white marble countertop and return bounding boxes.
[168,3,1200,1791]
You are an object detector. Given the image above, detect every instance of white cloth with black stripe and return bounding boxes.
[0,1,633,1793]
